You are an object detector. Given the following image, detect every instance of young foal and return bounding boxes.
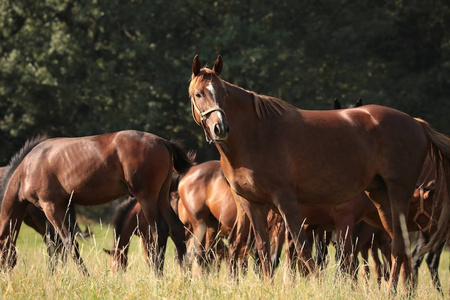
[0,131,194,275]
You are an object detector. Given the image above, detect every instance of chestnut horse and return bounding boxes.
[188,55,450,292]
[178,160,284,272]
[0,131,194,275]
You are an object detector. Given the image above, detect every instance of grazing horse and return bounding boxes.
[0,131,195,275]
[188,55,450,293]
[0,166,89,270]
[103,174,183,272]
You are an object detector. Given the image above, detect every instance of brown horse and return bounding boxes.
[0,166,89,270]
[0,131,194,275]
[188,55,450,293]
[103,174,183,272]
[178,160,284,272]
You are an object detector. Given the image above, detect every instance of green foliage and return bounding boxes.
[1,0,449,218]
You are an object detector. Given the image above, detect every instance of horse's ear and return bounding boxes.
[355,98,363,107]
[333,98,341,109]
[212,55,223,75]
[192,54,201,76]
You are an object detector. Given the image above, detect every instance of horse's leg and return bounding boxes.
[227,198,251,278]
[335,222,356,279]
[426,239,444,294]
[368,184,414,294]
[157,173,186,265]
[0,197,28,270]
[192,220,208,270]
[155,209,169,274]
[274,197,314,276]
[236,196,273,278]
[411,231,427,290]
[370,247,386,287]
[42,202,89,276]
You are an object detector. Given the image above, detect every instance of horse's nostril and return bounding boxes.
[214,124,221,136]
[224,123,230,134]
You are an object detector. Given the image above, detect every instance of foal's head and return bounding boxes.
[189,55,229,143]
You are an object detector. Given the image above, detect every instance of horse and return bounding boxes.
[0,166,90,270]
[104,161,284,275]
[178,160,284,272]
[103,174,183,272]
[0,131,195,275]
[188,55,450,293]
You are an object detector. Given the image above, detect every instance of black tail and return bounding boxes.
[0,134,48,204]
[110,197,138,235]
[164,139,195,174]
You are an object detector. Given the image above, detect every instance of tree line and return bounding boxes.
[1,0,449,219]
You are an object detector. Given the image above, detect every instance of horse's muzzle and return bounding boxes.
[212,121,230,141]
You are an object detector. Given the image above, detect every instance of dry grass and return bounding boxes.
[0,223,447,299]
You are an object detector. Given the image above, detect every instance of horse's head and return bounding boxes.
[189,55,229,143]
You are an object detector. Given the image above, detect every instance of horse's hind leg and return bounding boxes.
[42,202,89,276]
[367,184,415,294]
[158,172,187,265]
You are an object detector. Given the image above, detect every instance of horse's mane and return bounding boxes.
[0,134,48,207]
[189,68,295,119]
[111,197,137,236]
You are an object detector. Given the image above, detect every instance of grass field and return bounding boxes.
[0,222,447,299]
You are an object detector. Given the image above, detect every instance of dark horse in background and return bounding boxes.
[188,55,450,294]
[0,131,195,275]
[0,166,90,271]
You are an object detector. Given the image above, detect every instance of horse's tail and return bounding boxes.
[163,139,196,174]
[415,118,450,251]
[0,134,48,203]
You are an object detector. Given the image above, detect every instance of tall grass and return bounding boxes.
[0,223,447,299]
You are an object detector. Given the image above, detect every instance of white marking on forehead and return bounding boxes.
[206,82,224,122]
[206,82,217,105]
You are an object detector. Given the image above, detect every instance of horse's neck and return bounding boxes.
[216,84,261,163]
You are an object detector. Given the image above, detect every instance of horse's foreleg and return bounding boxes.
[237,197,272,278]
[192,221,208,269]
[43,202,89,276]
[0,197,27,271]
[227,197,251,278]
[275,197,314,276]
[335,223,356,279]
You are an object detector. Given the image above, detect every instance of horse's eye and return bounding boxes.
[195,93,202,98]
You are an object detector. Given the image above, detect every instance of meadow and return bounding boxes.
[0,222,447,299]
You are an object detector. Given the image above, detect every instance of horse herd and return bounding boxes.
[1,55,450,295]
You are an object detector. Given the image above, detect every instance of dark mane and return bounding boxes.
[0,134,48,206]
[111,197,138,236]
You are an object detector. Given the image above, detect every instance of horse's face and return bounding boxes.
[190,55,229,143]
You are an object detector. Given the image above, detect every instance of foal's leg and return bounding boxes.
[42,202,89,276]
[192,220,208,269]
[335,222,357,279]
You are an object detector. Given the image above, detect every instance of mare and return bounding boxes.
[0,131,194,275]
[188,55,450,293]
[0,166,89,270]
[103,174,183,272]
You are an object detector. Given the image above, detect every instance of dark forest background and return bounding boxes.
[1,0,449,220]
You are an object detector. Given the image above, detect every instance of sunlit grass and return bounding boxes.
[0,222,447,299]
